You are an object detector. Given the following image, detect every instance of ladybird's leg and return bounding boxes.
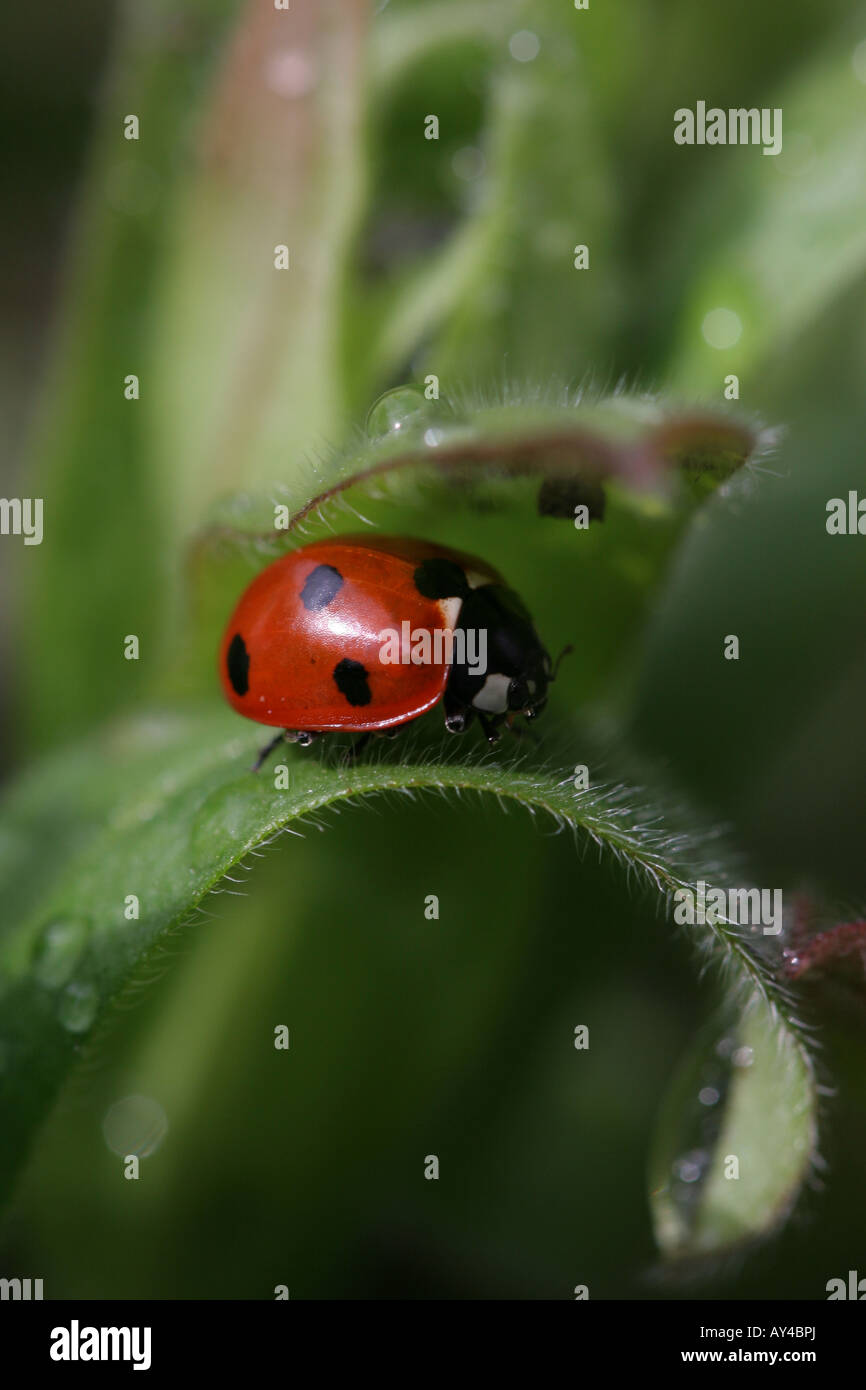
[443,688,473,734]
[444,709,472,734]
[286,730,319,747]
[251,730,289,772]
[475,711,502,744]
[254,729,319,771]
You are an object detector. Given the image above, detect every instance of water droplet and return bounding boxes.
[32,918,90,989]
[674,1149,709,1184]
[649,1025,736,1249]
[652,1014,808,1257]
[365,385,430,441]
[701,307,742,349]
[58,982,98,1034]
[509,30,540,62]
[103,1095,169,1158]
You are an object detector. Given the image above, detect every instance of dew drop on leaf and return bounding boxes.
[57,981,98,1034]
[365,384,430,441]
[102,1095,169,1158]
[651,1033,733,1249]
[32,918,91,989]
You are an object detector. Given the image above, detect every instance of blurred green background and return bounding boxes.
[2,0,866,1298]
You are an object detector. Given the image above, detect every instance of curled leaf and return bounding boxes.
[649,1003,816,1260]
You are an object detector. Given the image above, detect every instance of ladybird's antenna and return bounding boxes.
[551,644,574,682]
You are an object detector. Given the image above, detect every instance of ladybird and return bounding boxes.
[219,535,563,767]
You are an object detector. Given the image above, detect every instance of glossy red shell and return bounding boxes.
[218,535,500,732]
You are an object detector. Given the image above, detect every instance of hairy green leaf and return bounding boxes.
[0,702,815,1243]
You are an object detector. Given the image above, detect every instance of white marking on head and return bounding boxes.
[464,570,491,590]
[472,673,510,713]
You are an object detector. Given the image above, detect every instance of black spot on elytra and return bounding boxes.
[300,564,344,611]
[227,633,250,696]
[413,557,469,600]
[333,657,371,707]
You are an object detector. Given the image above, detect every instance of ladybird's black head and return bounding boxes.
[446,584,563,729]
[505,653,551,719]
[507,641,573,719]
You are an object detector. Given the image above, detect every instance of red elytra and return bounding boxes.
[218,535,502,734]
